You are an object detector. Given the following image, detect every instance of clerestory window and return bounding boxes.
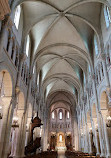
[26,35,30,57]
[52,112,54,119]
[94,35,99,56]
[104,6,111,28]
[59,111,62,120]
[14,5,21,30]
[67,111,70,119]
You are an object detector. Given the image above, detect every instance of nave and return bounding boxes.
[24,150,102,158]
[0,0,111,158]
[58,150,66,158]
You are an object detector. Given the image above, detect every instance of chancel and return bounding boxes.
[0,0,111,158]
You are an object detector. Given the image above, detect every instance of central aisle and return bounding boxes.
[58,150,66,158]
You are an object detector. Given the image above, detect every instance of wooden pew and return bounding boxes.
[24,151,58,158]
[65,151,98,158]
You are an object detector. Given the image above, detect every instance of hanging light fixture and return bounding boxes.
[107,116,111,121]
[26,123,29,132]
[90,127,92,131]
[12,114,19,128]
[106,116,111,127]
[40,126,42,137]
[81,132,84,136]
[0,104,3,119]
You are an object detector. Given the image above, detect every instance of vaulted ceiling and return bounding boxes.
[17,0,110,110]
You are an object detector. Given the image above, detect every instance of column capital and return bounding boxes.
[2,16,13,29]
[91,73,95,80]
[19,53,26,62]
[99,53,106,61]
[85,84,89,93]
[98,110,101,114]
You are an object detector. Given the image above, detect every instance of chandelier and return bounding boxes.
[106,116,111,127]
[12,115,19,128]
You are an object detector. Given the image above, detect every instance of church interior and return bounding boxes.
[0,0,111,158]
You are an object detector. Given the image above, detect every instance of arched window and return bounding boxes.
[52,112,54,119]
[84,73,86,84]
[26,35,30,56]
[94,35,99,55]
[14,5,21,29]
[88,65,91,73]
[104,6,111,28]
[67,111,70,119]
[59,111,62,120]
[59,135,62,142]
[37,73,39,86]
[33,65,35,74]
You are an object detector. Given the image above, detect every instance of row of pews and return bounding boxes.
[24,151,58,158]
[65,151,102,158]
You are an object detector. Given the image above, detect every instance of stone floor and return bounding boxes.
[58,150,66,158]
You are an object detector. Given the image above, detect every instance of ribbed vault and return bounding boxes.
[12,0,111,110]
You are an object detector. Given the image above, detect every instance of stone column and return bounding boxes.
[0,98,11,157]
[14,110,24,157]
[100,62,104,80]
[14,110,27,158]
[0,22,9,54]
[77,115,80,151]
[74,117,79,151]
[85,123,89,153]
[0,96,16,158]
[101,113,111,158]
[85,90,92,154]
[43,109,48,151]
[90,116,100,156]
[9,127,19,157]
[84,117,89,153]
[97,111,106,156]
[100,54,111,106]
[100,54,110,87]
[88,128,92,154]
[85,121,92,154]
[71,113,75,149]
[81,121,86,152]
[97,69,100,84]
[76,110,81,151]
[16,53,26,87]
[12,45,17,64]
[91,74,105,156]
[8,37,13,57]
[25,127,29,146]
[0,17,13,55]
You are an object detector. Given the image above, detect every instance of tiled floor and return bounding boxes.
[58,150,66,158]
